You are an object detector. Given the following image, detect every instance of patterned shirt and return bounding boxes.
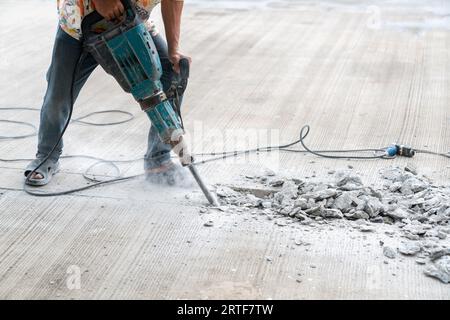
[57,0,161,39]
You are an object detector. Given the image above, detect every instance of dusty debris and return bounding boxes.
[263,169,276,177]
[216,166,449,228]
[429,248,450,261]
[294,239,311,246]
[404,163,417,175]
[437,231,447,240]
[261,201,272,208]
[415,258,427,265]
[359,225,375,232]
[275,219,288,227]
[211,166,450,284]
[383,246,397,259]
[424,255,450,284]
[385,208,408,221]
[398,242,421,256]
[203,221,214,227]
[216,186,238,198]
[321,208,343,219]
[214,206,229,212]
[269,179,285,187]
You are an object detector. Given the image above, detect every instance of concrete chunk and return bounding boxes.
[383,246,396,259]
[424,256,450,284]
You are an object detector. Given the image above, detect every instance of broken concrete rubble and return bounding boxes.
[424,255,450,284]
[218,167,449,230]
[213,166,450,284]
[203,220,214,227]
[386,208,409,221]
[398,241,422,256]
[383,246,397,259]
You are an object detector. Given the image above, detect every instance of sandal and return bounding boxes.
[24,158,60,186]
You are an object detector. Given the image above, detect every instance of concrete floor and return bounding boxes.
[0,0,449,299]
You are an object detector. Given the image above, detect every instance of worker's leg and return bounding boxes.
[26,27,98,180]
[144,33,183,172]
[36,27,98,161]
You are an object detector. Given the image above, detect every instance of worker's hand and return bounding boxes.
[92,0,124,21]
[169,49,191,74]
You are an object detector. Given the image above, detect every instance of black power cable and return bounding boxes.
[72,110,134,126]
[0,107,134,139]
[0,119,37,140]
[414,148,450,159]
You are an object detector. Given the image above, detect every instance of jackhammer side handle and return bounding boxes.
[174,57,190,97]
[121,0,133,11]
[179,58,190,80]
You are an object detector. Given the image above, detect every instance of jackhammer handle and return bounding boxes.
[81,11,104,37]
[179,58,190,80]
[121,0,133,11]
[81,0,134,38]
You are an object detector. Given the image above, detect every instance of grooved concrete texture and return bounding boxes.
[0,0,449,299]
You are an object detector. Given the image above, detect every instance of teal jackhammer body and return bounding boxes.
[81,0,218,206]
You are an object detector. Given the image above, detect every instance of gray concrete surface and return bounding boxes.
[0,0,449,299]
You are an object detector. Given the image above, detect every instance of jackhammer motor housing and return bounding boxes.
[81,0,184,145]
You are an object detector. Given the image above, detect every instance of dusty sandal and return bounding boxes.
[24,159,60,186]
